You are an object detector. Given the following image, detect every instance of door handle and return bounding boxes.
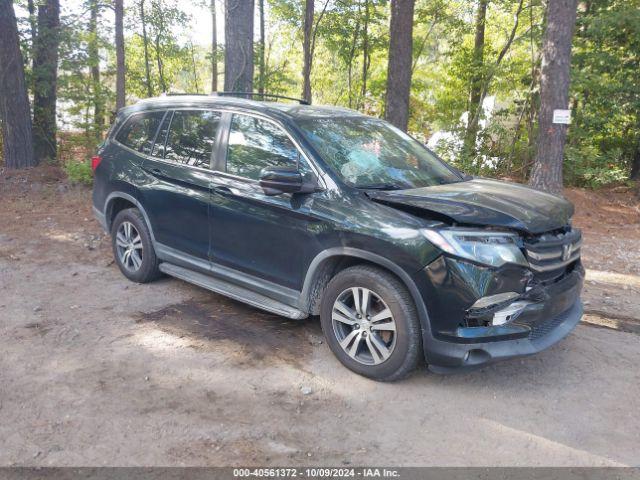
[212,185,240,195]
[144,165,166,176]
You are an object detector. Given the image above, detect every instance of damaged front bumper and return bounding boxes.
[414,256,584,372]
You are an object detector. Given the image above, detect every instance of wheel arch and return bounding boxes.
[300,248,432,338]
[104,192,157,246]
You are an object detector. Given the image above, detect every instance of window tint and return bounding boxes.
[115,111,164,155]
[226,114,303,180]
[163,110,221,168]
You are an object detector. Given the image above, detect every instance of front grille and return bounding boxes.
[524,227,582,279]
[528,307,573,341]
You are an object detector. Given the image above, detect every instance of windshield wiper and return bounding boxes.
[357,182,405,191]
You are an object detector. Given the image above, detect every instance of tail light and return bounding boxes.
[91,155,102,171]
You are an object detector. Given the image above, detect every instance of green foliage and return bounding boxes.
[57,1,113,138]
[11,0,639,188]
[568,0,640,185]
[63,160,93,185]
[564,146,630,188]
[123,0,198,98]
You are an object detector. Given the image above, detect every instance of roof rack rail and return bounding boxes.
[213,91,310,105]
[162,92,210,96]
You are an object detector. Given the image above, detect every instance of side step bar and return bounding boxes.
[159,262,308,320]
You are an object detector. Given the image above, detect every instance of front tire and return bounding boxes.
[320,265,422,381]
[111,208,161,283]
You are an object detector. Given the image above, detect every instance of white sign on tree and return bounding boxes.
[552,109,571,124]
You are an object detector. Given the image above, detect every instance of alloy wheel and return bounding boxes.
[331,287,397,365]
[115,221,143,272]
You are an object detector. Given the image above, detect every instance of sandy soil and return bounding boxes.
[1,168,639,466]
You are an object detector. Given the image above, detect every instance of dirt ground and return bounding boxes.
[1,167,639,467]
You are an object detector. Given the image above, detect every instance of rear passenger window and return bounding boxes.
[115,111,164,155]
[163,110,221,169]
[226,114,302,180]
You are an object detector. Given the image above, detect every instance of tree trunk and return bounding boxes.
[32,0,60,163]
[210,0,218,92]
[462,0,488,163]
[301,0,329,104]
[360,0,370,110]
[89,0,104,137]
[631,139,640,181]
[140,0,153,97]
[258,0,265,95]
[155,34,167,93]
[385,0,415,131]
[27,0,37,46]
[301,0,314,103]
[0,0,35,169]
[154,0,167,93]
[115,0,125,109]
[529,0,579,195]
[346,6,361,109]
[27,0,37,94]
[190,42,200,92]
[347,12,360,108]
[224,0,255,93]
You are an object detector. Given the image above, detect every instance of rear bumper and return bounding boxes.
[419,258,584,373]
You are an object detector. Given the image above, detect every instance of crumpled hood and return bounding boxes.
[366,178,574,234]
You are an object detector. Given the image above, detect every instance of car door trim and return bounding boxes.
[156,243,431,328]
[155,242,301,307]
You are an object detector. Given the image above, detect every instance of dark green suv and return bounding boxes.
[92,94,584,380]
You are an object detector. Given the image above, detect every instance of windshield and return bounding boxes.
[298,116,463,189]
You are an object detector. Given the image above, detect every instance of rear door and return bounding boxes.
[138,109,223,263]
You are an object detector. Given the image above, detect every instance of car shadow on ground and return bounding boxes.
[135,292,324,370]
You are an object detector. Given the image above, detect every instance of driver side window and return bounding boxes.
[226,114,309,180]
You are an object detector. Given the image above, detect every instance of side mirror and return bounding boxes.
[259,166,319,196]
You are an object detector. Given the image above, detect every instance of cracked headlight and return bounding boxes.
[421,228,528,268]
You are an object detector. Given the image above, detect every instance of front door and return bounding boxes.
[139,109,223,262]
[209,112,322,291]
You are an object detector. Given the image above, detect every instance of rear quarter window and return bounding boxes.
[115,111,165,155]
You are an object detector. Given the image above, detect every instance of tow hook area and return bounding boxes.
[490,300,532,325]
[466,286,549,327]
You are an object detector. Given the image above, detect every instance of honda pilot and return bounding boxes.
[92,94,584,381]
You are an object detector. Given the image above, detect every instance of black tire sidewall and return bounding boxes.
[320,266,421,381]
[111,209,159,283]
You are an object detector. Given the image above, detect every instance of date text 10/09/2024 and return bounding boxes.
[232,468,401,478]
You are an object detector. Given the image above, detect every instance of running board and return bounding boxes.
[159,262,308,320]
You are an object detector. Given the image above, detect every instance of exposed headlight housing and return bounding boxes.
[421,228,528,268]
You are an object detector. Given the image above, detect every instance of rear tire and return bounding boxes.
[320,265,422,381]
[111,208,161,283]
